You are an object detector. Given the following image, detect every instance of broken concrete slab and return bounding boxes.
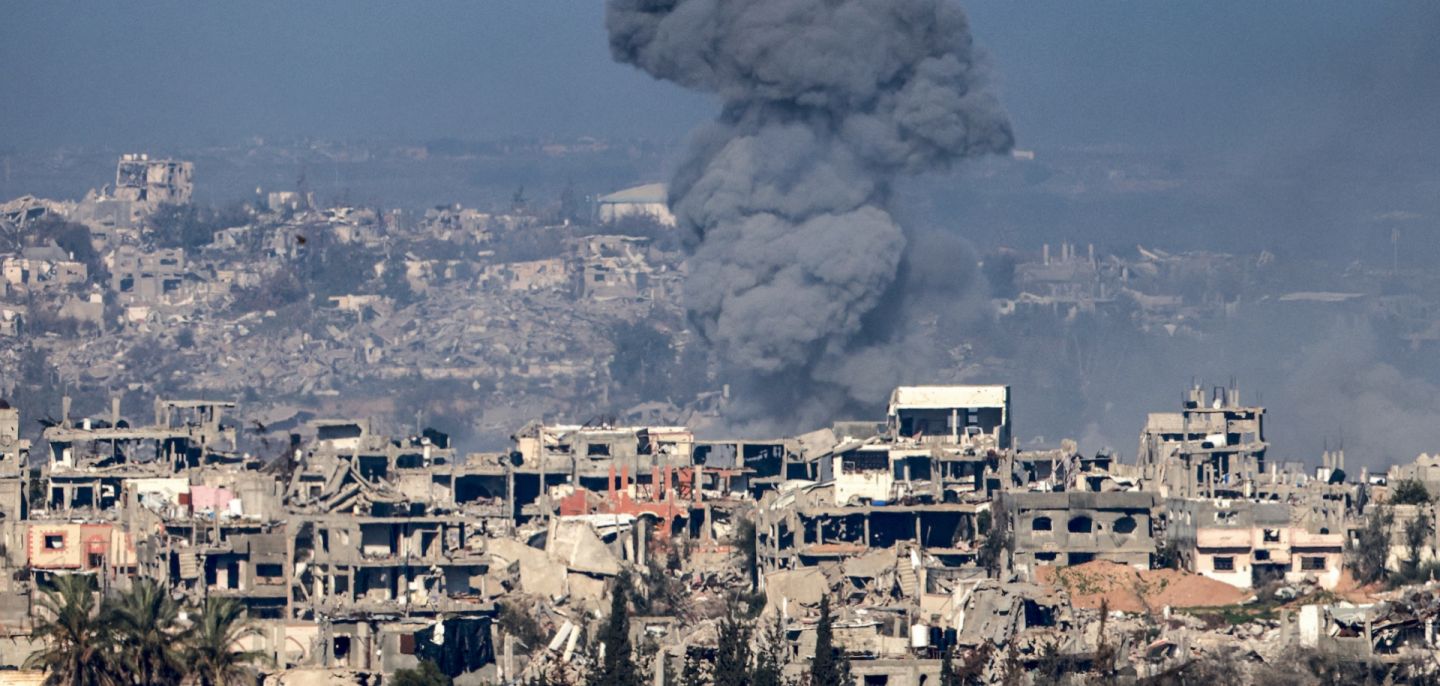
[548,519,621,577]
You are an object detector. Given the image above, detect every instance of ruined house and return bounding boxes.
[596,183,675,227]
[0,376,1409,684]
[1,244,87,290]
[0,403,29,522]
[108,245,191,305]
[568,235,653,301]
[67,154,195,235]
[112,154,194,208]
[1167,499,1346,590]
[480,257,568,292]
[756,386,1018,595]
[1006,491,1157,575]
[1138,384,1267,498]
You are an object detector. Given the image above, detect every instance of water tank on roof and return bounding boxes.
[911,623,930,649]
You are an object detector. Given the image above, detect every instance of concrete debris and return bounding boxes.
[6,153,1440,683]
[1,363,1435,685]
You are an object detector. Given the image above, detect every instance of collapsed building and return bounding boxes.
[68,154,196,240]
[0,378,1418,685]
[1138,384,1268,499]
[1167,499,1346,590]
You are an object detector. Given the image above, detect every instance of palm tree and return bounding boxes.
[187,597,267,686]
[24,573,121,686]
[109,579,186,686]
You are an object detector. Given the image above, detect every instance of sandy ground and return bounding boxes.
[1036,560,1249,613]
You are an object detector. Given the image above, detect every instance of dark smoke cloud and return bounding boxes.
[607,0,1012,428]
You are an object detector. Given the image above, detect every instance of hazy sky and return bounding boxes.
[2,2,1432,152]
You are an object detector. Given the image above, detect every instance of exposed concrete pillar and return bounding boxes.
[504,633,515,680]
[636,517,649,569]
[506,467,515,522]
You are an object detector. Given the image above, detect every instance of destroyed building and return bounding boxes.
[1138,384,1267,499]
[1167,499,1346,590]
[1,244,87,291]
[112,154,194,208]
[596,183,675,227]
[1006,492,1157,575]
[569,234,653,301]
[0,373,1423,685]
[108,245,190,304]
[0,402,29,522]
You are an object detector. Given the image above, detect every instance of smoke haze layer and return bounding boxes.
[606,0,1012,428]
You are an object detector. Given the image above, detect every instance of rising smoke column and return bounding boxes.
[607,0,1013,423]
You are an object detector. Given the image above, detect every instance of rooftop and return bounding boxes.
[598,183,667,205]
[888,385,1009,411]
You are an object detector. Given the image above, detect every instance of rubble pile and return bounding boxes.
[0,371,1434,685]
[1,155,698,447]
[8,156,1440,684]
[1038,560,1249,612]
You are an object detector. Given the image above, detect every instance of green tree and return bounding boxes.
[1391,479,1432,506]
[808,595,851,686]
[714,604,753,686]
[1000,639,1022,686]
[1093,598,1115,681]
[751,614,785,686]
[590,573,641,686]
[24,574,121,686]
[380,255,415,304]
[939,645,956,686]
[735,517,759,591]
[1404,512,1433,578]
[393,660,453,686]
[837,647,853,686]
[1349,504,1394,585]
[977,507,1011,577]
[149,203,249,250]
[186,597,267,686]
[953,645,992,686]
[678,649,706,686]
[498,600,547,651]
[559,179,583,225]
[229,267,307,313]
[297,236,374,300]
[110,578,186,686]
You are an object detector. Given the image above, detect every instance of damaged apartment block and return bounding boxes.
[0,378,1423,684]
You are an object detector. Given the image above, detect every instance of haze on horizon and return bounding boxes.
[1,1,1433,156]
[4,0,1440,468]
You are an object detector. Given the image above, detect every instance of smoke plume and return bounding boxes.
[607,0,1012,428]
